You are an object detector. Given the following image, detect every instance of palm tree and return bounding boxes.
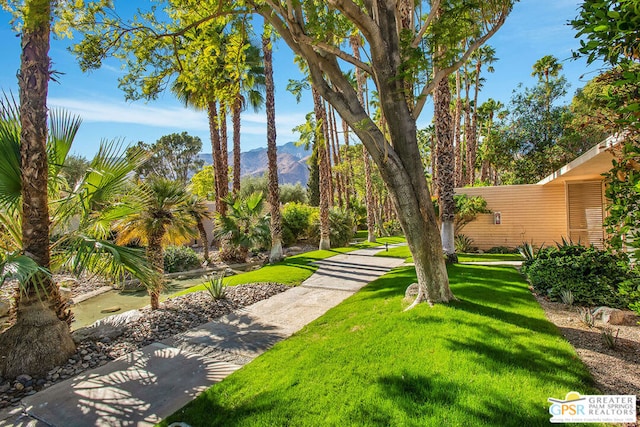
[214,192,270,262]
[312,87,332,250]
[531,55,563,114]
[184,194,213,262]
[350,34,376,243]
[263,29,284,263]
[114,178,196,310]
[0,99,154,377]
[230,41,265,194]
[468,45,497,184]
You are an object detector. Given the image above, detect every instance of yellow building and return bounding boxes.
[455,136,622,250]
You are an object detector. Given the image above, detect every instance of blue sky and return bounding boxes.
[0,0,600,159]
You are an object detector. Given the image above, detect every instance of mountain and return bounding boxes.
[199,141,311,185]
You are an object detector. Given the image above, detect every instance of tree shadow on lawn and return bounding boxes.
[372,372,552,427]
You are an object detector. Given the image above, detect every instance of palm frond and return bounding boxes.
[0,252,50,297]
[0,93,23,211]
[52,234,157,286]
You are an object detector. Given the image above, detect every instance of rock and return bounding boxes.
[13,383,24,391]
[100,306,121,314]
[0,300,9,317]
[16,374,31,384]
[0,383,10,393]
[72,323,125,343]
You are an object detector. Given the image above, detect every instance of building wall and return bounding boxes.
[455,184,568,250]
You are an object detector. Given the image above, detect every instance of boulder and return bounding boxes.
[72,323,125,344]
[594,307,639,326]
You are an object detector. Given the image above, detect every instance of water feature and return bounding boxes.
[70,261,265,330]
[70,275,209,330]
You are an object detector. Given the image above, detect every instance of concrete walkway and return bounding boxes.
[2,246,404,427]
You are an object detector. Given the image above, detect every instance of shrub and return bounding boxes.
[308,207,354,248]
[381,219,402,236]
[281,202,315,245]
[454,234,476,253]
[486,246,518,254]
[279,183,308,204]
[164,245,201,273]
[521,243,637,308]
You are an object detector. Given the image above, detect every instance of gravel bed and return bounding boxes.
[0,282,288,409]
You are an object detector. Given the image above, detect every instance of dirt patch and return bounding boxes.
[536,296,639,397]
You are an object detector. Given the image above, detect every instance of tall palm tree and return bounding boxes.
[313,87,332,250]
[350,34,376,243]
[263,29,284,263]
[184,194,213,262]
[230,42,265,194]
[468,45,497,185]
[114,178,196,310]
[531,55,563,114]
[0,100,153,378]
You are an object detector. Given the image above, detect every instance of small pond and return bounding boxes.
[71,275,210,330]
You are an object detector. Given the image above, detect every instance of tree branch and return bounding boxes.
[411,0,440,49]
[412,5,510,119]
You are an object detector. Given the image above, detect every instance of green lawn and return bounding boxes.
[172,236,406,296]
[161,263,598,427]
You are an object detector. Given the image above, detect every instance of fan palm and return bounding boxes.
[0,96,154,378]
[214,191,270,262]
[114,178,196,309]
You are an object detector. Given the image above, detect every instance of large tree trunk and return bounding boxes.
[0,0,76,378]
[435,76,458,263]
[313,88,331,250]
[263,34,283,263]
[263,2,454,306]
[232,95,242,195]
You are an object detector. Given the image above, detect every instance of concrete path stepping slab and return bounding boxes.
[21,343,239,427]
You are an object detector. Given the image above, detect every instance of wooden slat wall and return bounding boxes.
[455,184,568,250]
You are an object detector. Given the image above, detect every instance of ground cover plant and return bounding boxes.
[162,263,599,427]
[375,246,523,264]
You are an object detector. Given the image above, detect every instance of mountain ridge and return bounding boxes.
[198,141,311,186]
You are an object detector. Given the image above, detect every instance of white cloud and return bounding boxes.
[48,97,210,129]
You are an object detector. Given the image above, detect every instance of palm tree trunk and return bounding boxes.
[468,60,482,185]
[197,220,209,262]
[454,70,463,187]
[146,231,165,310]
[232,95,242,195]
[313,88,331,250]
[350,35,376,243]
[0,0,76,378]
[207,101,225,216]
[263,33,283,263]
[220,105,229,201]
[434,75,458,263]
[341,118,354,209]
